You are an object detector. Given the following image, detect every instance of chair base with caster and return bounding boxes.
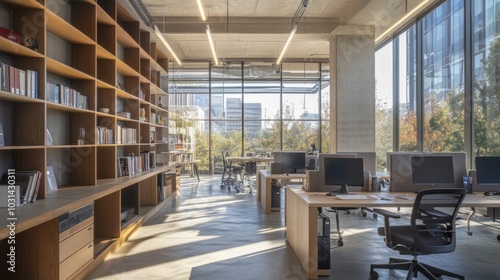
[370,257,465,280]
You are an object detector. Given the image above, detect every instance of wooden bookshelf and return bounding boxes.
[0,0,176,279]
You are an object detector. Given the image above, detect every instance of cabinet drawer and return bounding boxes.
[59,216,94,242]
[60,223,94,262]
[60,241,93,280]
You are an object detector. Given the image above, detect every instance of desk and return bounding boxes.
[285,188,500,279]
[226,156,273,164]
[225,157,273,191]
[257,170,306,214]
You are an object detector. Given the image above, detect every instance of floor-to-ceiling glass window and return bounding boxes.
[377,0,500,169]
[169,61,328,174]
[375,42,393,171]
[281,62,321,151]
[398,26,418,151]
[243,63,281,154]
[169,62,210,171]
[320,63,330,153]
[473,0,500,157]
[422,0,465,152]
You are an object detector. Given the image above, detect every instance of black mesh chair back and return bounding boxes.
[370,188,467,280]
[409,188,466,255]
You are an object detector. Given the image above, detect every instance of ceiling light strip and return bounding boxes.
[196,0,207,21]
[154,26,182,65]
[206,25,218,65]
[277,24,298,64]
[375,0,431,44]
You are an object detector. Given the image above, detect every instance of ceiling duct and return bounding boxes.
[129,0,154,27]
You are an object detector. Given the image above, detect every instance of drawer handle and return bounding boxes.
[88,227,92,231]
[88,244,93,249]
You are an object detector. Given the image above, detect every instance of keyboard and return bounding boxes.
[394,195,413,200]
[335,194,370,200]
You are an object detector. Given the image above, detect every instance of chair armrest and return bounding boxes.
[373,208,400,248]
[373,208,401,219]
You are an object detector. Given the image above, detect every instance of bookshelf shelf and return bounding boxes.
[0,36,44,58]
[1,0,44,9]
[96,79,115,89]
[0,90,44,103]
[46,57,95,80]
[45,9,95,45]
[96,5,115,25]
[0,1,174,279]
[97,45,115,60]
[116,25,140,49]
[46,102,94,113]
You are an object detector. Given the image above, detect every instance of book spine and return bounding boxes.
[9,65,15,93]
[1,63,9,92]
[33,70,38,98]
[19,69,25,96]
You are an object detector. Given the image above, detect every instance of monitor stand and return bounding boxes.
[331,184,349,195]
[338,184,349,194]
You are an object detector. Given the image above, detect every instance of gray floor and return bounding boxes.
[87,175,500,280]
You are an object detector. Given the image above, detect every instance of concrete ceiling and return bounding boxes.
[139,0,440,63]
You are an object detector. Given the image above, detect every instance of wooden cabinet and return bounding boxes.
[0,0,177,279]
[59,217,94,280]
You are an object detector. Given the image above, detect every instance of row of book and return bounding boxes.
[0,171,42,207]
[116,126,137,144]
[116,152,156,177]
[46,82,89,109]
[0,62,39,98]
[96,126,114,144]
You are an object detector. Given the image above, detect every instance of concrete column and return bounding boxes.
[329,30,375,153]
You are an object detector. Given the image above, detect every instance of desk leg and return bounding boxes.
[260,176,271,214]
[257,172,262,202]
[467,207,476,236]
[286,188,325,279]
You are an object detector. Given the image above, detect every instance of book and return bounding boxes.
[0,63,8,92]
[117,157,129,177]
[32,70,38,98]
[9,65,15,93]
[26,171,40,202]
[46,166,58,193]
[15,171,38,204]
[0,124,4,146]
[19,69,25,96]
[46,129,54,145]
[26,70,32,98]
[31,171,42,202]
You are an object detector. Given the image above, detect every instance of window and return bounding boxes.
[375,41,393,171]
[169,61,329,173]
[473,0,500,157]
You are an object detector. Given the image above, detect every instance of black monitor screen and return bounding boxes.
[411,156,455,185]
[475,156,500,185]
[324,158,364,187]
[282,152,306,172]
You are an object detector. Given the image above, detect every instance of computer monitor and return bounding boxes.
[281,152,306,173]
[411,156,455,188]
[475,156,500,191]
[323,157,365,194]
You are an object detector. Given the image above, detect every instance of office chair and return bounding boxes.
[369,188,467,280]
[241,161,257,193]
[220,152,243,191]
